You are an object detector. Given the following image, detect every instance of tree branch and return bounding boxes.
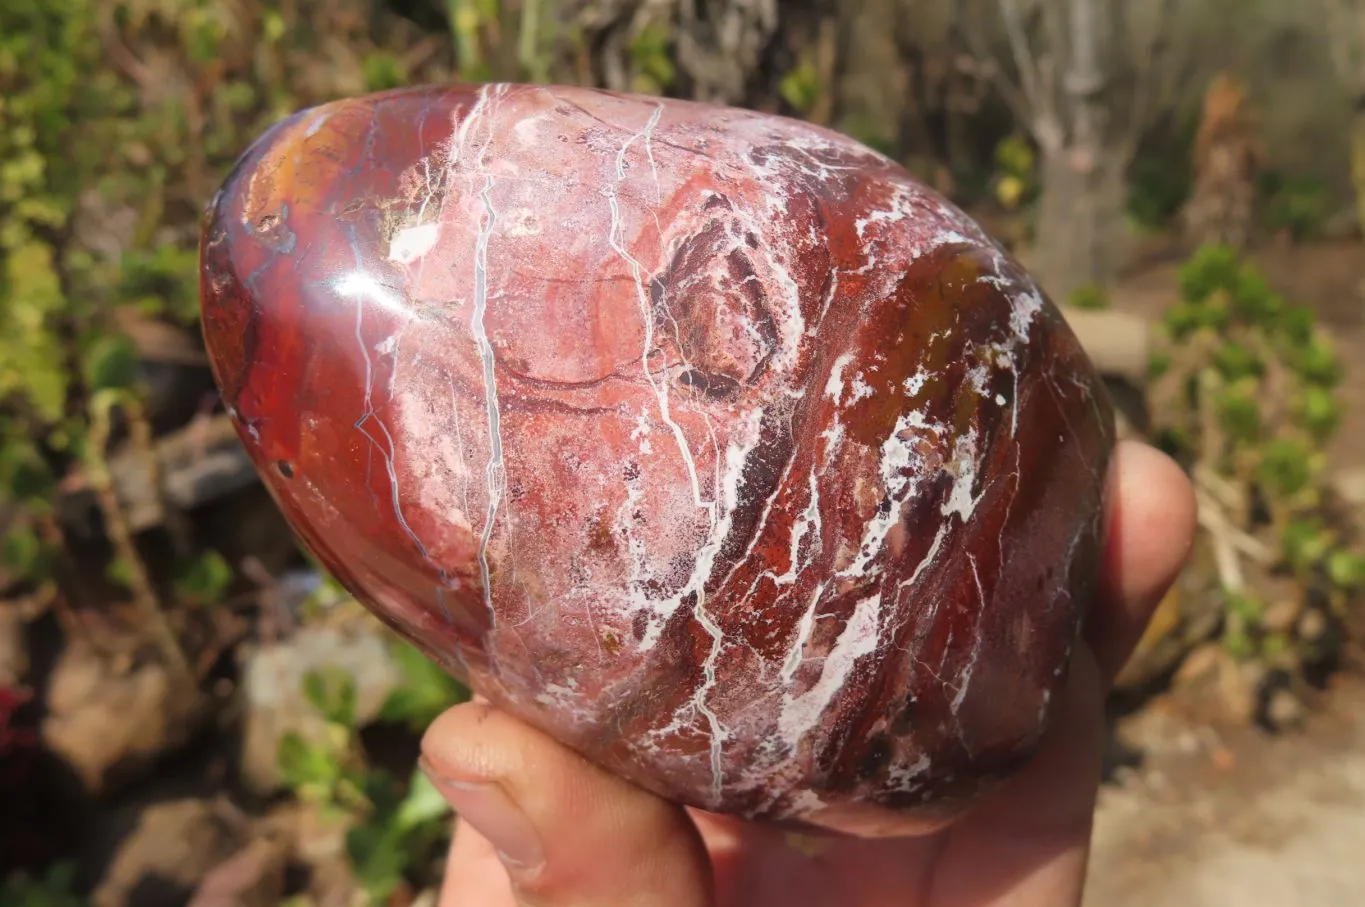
[999,0,1054,129]
[1040,0,1070,101]
[1127,0,1182,143]
[955,9,1038,129]
[86,395,189,677]
[58,414,257,534]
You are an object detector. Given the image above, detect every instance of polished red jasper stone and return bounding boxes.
[200,83,1114,835]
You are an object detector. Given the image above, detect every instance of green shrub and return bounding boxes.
[1257,171,1331,240]
[278,662,456,903]
[1150,244,1361,671]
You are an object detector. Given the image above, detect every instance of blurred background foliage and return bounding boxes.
[1,0,1364,905]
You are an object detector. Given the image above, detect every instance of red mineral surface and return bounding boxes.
[199,83,1114,836]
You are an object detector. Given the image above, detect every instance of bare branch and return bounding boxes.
[1040,0,1069,86]
[1127,0,1182,143]
[57,414,257,534]
[999,0,1048,115]
[1035,0,1066,136]
[86,396,189,677]
[954,8,1039,129]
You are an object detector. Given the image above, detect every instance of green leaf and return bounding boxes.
[173,549,233,604]
[1281,519,1331,573]
[994,134,1036,178]
[301,671,330,716]
[1222,625,1255,660]
[276,731,340,793]
[1217,382,1261,443]
[1256,439,1314,497]
[628,24,676,94]
[104,556,135,590]
[1293,337,1342,388]
[345,818,408,903]
[1067,283,1110,311]
[1259,632,1292,660]
[362,53,406,92]
[0,527,42,570]
[302,666,359,729]
[0,240,69,423]
[1294,385,1342,442]
[342,767,453,902]
[82,331,139,391]
[779,61,821,114]
[1177,244,1243,303]
[1160,302,1201,339]
[1211,341,1262,381]
[1225,590,1264,626]
[87,387,131,423]
[1230,269,1282,323]
[0,437,55,504]
[114,245,201,324]
[1260,172,1329,240]
[1162,293,1229,338]
[1327,550,1365,590]
[394,767,453,832]
[379,640,469,731]
[0,859,86,907]
[263,10,286,42]
[1277,305,1315,347]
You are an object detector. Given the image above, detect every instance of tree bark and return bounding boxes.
[1030,145,1129,302]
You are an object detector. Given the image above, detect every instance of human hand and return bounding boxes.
[420,439,1196,907]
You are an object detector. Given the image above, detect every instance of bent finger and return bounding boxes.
[424,700,715,907]
[1088,440,1196,686]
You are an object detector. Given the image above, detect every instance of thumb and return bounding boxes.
[422,700,715,907]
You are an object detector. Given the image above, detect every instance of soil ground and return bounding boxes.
[1083,237,1365,906]
[1087,672,1365,906]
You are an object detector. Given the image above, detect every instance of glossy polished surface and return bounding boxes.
[200,83,1114,835]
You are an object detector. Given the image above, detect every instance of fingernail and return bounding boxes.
[420,757,545,872]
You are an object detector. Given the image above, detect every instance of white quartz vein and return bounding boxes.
[471,171,503,617]
[781,580,826,685]
[606,104,712,522]
[951,554,988,715]
[778,591,882,746]
[453,84,510,619]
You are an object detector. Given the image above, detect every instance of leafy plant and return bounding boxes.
[1257,171,1330,241]
[1149,244,1361,679]
[172,550,234,607]
[628,23,677,96]
[278,667,454,903]
[380,639,471,732]
[991,133,1037,212]
[1127,140,1196,231]
[779,60,822,115]
[444,0,572,84]
[0,863,86,907]
[1067,283,1110,311]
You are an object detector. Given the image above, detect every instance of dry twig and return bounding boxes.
[86,394,189,677]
